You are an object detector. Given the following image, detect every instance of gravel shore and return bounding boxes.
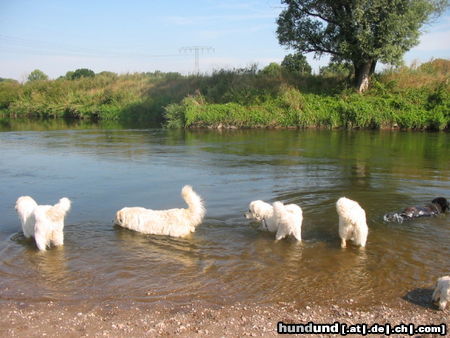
[1,294,448,337]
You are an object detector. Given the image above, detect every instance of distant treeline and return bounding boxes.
[0,59,449,130]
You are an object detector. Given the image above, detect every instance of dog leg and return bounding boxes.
[432,286,441,303]
[293,227,302,242]
[52,230,64,247]
[355,230,367,248]
[34,232,47,251]
[261,218,268,231]
[439,299,447,311]
[275,228,285,241]
[340,237,347,248]
[23,226,33,238]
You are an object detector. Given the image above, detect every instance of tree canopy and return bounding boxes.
[27,69,48,82]
[260,62,282,76]
[281,53,312,74]
[277,0,448,92]
[70,68,95,80]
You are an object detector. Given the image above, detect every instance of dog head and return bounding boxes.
[432,197,449,213]
[245,200,272,221]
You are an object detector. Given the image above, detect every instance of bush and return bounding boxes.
[0,81,20,110]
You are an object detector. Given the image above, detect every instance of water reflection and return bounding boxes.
[0,122,448,307]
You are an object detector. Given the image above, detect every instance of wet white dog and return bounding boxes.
[15,196,71,251]
[432,275,450,310]
[114,185,205,238]
[245,200,302,241]
[336,197,368,248]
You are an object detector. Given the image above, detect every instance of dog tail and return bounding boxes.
[43,197,71,223]
[56,197,71,213]
[181,185,205,225]
[15,196,38,226]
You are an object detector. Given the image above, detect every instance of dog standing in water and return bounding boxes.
[245,200,303,241]
[383,197,449,223]
[15,196,71,251]
[115,185,205,238]
[336,197,368,248]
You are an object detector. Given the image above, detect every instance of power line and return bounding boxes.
[179,46,214,74]
[0,34,183,59]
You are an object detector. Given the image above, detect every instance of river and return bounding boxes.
[0,120,448,309]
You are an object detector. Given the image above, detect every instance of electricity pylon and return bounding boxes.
[180,46,214,74]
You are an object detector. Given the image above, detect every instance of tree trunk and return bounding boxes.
[354,60,374,93]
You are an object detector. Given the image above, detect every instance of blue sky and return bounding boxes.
[1,0,449,81]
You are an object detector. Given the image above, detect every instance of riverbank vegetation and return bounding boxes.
[0,59,449,130]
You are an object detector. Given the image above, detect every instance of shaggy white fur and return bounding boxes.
[272,201,303,241]
[114,185,205,238]
[245,200,302,241]
[15,196,71,251]
[336,197,368,248]
[432,275,450,310]
[245,200,274,228]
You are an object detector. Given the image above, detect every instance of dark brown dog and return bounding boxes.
[384,197,449,223]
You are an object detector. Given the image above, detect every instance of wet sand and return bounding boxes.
[1,296,448,337]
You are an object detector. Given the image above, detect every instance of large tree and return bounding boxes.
[277,0,448,92]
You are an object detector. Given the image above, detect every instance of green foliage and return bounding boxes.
[97,71,118,79]
[260,63,282,77]
[320,62,353,78]
[281,53,312,75]
[276,0,448,90]
[64,71,75,80]
[70,68,96,79]
[27,69,48,82]
[418,58,450,74]
[163,83,450,131]
[0,78,18,83]
[0,81,20,110]
[1,59,449,131]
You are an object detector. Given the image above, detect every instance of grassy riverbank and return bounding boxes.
[1,59,449,130]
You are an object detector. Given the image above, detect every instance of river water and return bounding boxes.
[0,120,449,308]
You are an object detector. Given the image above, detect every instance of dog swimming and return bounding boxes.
[383,197,449,223]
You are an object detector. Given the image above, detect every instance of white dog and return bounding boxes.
[245,200,302,241]
[15,196,71,251]
[114,185,205,238]
[272,201,303,241]
[336,197,368,248]
[432,275,450,310]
